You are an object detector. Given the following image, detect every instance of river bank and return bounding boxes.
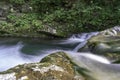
[0,0,120,38]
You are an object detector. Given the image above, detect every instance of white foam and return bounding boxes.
[0,42,41,72]
[58,38,84,44]
[59,32,98,45]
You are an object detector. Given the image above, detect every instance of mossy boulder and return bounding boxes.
[0,52,85,80]
[85,26,120,62]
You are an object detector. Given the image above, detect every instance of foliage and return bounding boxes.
[9,0,25,4]
[6,13,43,32]
[7,0,120,35]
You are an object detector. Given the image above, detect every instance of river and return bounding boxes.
[0,32,98,72]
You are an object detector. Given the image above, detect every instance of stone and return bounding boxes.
[85,26,120,62]
[0,52,85,80]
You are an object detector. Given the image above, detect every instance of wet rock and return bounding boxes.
[0,52,85,80]
[86,26,120,62]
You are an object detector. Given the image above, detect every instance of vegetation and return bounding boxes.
[0,0,120,37]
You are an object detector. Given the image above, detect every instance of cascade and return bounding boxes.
[71,32,99,52]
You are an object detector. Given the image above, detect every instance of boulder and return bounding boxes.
[1,51,120,80]
[86,26,120,62]
[0,52,85,80]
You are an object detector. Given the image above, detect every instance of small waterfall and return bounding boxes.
[70,32,99,52]
[73,41,87,52]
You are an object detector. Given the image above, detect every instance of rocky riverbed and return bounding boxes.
[0,27,120,80]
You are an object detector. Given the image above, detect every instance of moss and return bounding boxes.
[40,52,75,75]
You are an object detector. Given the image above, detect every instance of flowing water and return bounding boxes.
[0,32,113,73]
[66,52,120,80]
